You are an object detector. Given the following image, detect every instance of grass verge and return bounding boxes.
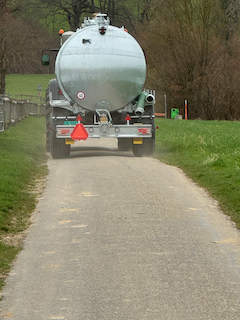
[155,119,240,228]
[5,74,55,99]
[0,117,47,289]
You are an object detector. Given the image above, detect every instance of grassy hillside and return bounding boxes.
[5,74,55,98]
[155,119,240,228]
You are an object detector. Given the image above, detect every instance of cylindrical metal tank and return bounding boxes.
[55,24,146,112]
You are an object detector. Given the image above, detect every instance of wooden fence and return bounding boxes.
[0,96,45,132]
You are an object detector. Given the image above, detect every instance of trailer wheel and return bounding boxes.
[45,88,51,152]
[132,143,145,157]
[51,138,71,159]
[50,131,70,159]
[118,138,132,151]
[143,138,155,156]
[132,108,156,157]
[142,109,156,156]
[132,138,155,157]
[50,117,70,159]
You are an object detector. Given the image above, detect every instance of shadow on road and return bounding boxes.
[69,146,134,158]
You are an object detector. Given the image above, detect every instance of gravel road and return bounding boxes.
[1,138,240,319]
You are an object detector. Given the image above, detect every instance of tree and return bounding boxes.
[0,1,11,94]
[23,0,157,33]
[108,0,157,30]
[221,0,240,39]
[0,0,55,94]
[137,0,240,119]
[24,0,106,31]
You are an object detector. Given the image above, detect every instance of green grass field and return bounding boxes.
[0,117,47,289]
[155,119,240,228]
[5,74,55,99]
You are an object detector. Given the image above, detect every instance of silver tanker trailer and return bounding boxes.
[42,13,156,159]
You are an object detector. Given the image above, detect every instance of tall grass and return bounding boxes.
[0,117,47,288]
[155,119,240,228]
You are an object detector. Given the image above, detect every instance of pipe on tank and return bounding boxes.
[135,92,155,116]
[146,94,155,104]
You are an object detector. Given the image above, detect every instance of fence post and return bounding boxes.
[0,95,47,132]
[0,96,4,132]
[185,100,188,120]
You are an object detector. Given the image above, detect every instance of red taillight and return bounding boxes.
[59,90,63,95]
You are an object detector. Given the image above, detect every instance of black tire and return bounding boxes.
[45,88,51,152]
[118,138,132,151]
[132,106,156,157]
[51,138,71,159]
[50,131,70,159]
[46,78,65,152]
[143,138,155,156]
[50,116,70,159]
[132,138,155,157]
[143,109,155,156]
[132,143,145,157]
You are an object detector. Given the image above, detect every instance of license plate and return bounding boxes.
[64,121,78,125]
[133,138,143,144]
[65,138,74,145]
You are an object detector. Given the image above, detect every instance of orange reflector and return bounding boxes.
[71,123,89,140]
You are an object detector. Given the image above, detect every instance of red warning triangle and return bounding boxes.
[71,123,89,140]
[125,115,131,121]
